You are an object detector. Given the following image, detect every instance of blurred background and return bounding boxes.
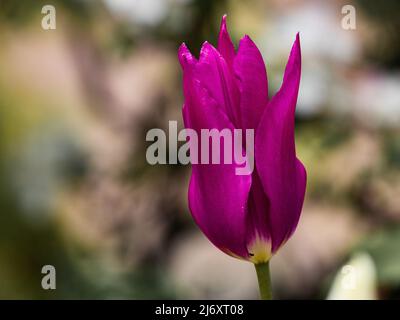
[0,0,399,299]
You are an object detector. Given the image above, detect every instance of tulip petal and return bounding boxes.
[182,75,252,259]
[218,15,236,67]
[178,42,197,70]
[179,43,197,125]
[194,42,241,128]
[255,34,307,252]
[245,170,272,263]
[234,35,269,130]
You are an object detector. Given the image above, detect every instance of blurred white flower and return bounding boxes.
[261,2,360,63]
[104,0,168,26]
[327,252,377,300]
[257,1,361,117]
[353,73,400,127]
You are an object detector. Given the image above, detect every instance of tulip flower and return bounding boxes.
[178,15,306,299]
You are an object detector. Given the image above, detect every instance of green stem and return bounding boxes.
[255,261,272,300]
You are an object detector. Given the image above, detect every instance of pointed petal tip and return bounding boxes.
[293,33,301,52]
[178,42,196,69]
[284,33,301,76]
[220,14,234,36]
[218,14,236,63]
[219,16,228,38]
[237,34,262,56]
[220,14,228,29]
[178,42,188,55]
[239,34,253,46]
[200,40,211,50]
[199,41,219,61]
[199,41,209,53]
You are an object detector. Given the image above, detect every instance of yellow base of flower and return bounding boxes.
[247,235,272,264]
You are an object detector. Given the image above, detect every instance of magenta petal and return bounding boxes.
[255,34,307,252]
[194,42,241,127]
[178,43,197,70]
[218,15,236,67]
[234,35,268,130]
[183,77,252,259]
[246,171,271,242]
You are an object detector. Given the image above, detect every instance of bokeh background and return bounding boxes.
[0,0,399,299]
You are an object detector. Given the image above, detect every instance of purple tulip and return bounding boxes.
[178,15,306,265]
